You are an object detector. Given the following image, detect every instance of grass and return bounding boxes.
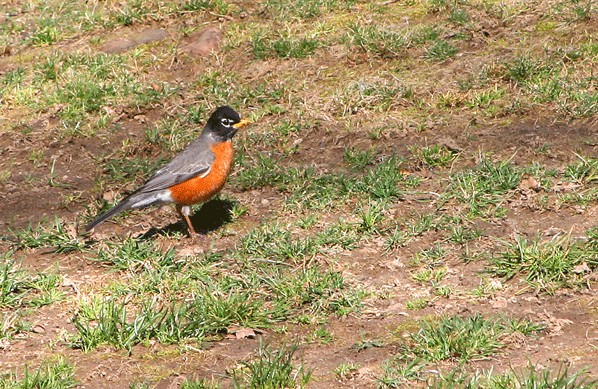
[3,0,598,387]
[347,23,407,58]
[252,33,322,59]
[71,292,273,351]
[405,297,428,310]
[96,155,166,186]
[307,326,333,344]
[239,223,318,262]
[334,362,360,379]
[426,40,459,61]
[412,244,446,267]
[180,378,219,389]
[0,253,26,308]
[491,230,598,292]
[178,0,225,13]
[0,255,64,310]
[411,267,447,283]
[344,147,377,170]
[503,55,556,87]
[339,76,415,114]
[94,238,178,271]
[234,153,411,211]
[429,364,598,389]
[447,225,483,245]
[379,315,545,385]
[10,216,84,254]
[0,359,77,389]
[399,315,507,362]
[72,242,363,350]
[409,144,459,167]
[262,0,352,19]
[445,156,523,217]
[565,155,598,183]
[411,315,540,362]
[4,51,152,129]
[231,342,311,389]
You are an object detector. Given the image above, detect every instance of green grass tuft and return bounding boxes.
[429,364,598,389]
[445,156,522,217]
[380,315,544,385]
[491,230,598,292]
[252,33,322,59]
[10,216,84,254]
[0,359,77,389]
[231,342,312,389]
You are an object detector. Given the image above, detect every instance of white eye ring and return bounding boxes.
[221,118,231,127]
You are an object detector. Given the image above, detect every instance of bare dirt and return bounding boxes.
[3,114,598,388]
[2,4,598,389]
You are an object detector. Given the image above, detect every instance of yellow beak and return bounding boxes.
[233,119,252,129]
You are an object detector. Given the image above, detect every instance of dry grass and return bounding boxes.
[1,0,598,388]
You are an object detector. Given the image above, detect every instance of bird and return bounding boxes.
[85,105,251,236]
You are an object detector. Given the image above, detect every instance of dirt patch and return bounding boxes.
[3,1,598,388]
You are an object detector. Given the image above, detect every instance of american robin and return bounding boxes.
[85,105,251,236]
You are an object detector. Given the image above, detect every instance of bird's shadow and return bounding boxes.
[137,198,234,240]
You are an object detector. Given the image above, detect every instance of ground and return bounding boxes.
[2,0,598,388]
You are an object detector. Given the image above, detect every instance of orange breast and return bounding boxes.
[168,140,234,206]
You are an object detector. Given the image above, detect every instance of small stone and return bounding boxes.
[573,262,591,274]
[99,28,170,54]
[103,191,116,202]
[32,324,46,334]
[181,27,223,57]
[0,339,10,350]
[356,367,374,378]
[100,39,137,54]
[437,137,462,151]
[489,279,502,289]
[490,297,508,309]
[235,328,258,339]
[134,114,147,123]
[519,176,541,191]
[131,28,170,45]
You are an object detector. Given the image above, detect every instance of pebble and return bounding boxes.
[181,27,222,57]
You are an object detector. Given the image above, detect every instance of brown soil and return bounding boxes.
[2,4,598,389]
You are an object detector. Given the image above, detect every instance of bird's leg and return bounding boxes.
[176,204,198,237]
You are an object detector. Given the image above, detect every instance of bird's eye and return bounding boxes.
[221,118,231,127]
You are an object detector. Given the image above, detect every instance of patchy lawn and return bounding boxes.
[2,0,598,388]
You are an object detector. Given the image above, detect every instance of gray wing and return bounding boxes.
[137,136,215,193]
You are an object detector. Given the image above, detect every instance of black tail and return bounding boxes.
[85,198,134,231]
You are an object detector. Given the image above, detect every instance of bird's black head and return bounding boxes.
[205,105,246,140]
